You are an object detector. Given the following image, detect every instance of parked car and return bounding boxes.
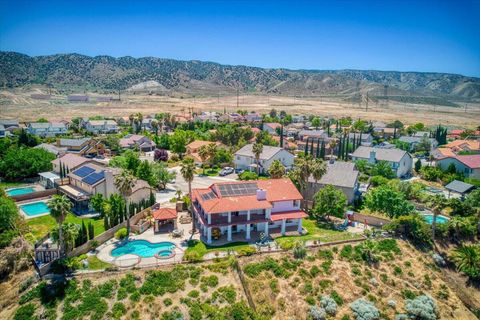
[235,168,245,174]
[219,167,234,176]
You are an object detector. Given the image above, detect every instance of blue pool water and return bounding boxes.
[7,187,35,196]
[20,202,50,217]
[422,214,449,224]
[111,240,175,258]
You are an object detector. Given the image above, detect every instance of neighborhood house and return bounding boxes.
[351,146,413,178]
[234,144,294,174]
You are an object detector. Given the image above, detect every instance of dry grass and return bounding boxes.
[1,89,479,128]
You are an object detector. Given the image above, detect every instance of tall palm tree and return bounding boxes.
[48,194,72,256]
[428,194,447,246]
[115,169,136,237]
[295,156,313,209]
[181,157,196,235]
[328,139,337,160]
[310,158,327,208]
[151,119,159,135]
[198,145,209,175]
[451,244,480,280]
[252,142,264,175]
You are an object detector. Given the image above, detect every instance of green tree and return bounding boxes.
[414,159,422,173]
[181,157,196,234]
[310,158,327,206]
[365,186,414,218]
[152,163,175,190]
[136,160,155,186]
[52,222,80,252]
[371,161,395,179]
[114,169,136,236]
[0,147,55,181]
[0,195,20,248]
[47,195,73,256]
[311,117,321,130]
[170,130,188,156]
[312,185,347,220]
[427,194,448,244]
[252,143,264,175]
[451,244,480,280]
[268,160,286,178]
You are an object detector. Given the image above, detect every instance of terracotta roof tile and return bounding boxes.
[152,208,177,220]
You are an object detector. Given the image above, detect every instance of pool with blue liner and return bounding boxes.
[19,201,50,217]
[7,187,35,197]
[111,240,175,258]
[422,214,449,224]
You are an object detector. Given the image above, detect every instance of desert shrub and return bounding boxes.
[310,265,321,277]
[19,277,34,293]
[164,298,173,306]
[349,298,380,320]
[395,315,408,320]
[393,266,402,276]
[200,275,218,288]
[112,302,127,319]
[305,295,316,305]
[318,249,334,260]
[309,306,327,320]
[320,296,337,316]
[14,303,36,320]
[115,227,128,240]
[331,290,344,306]
[243,257,291,278]
[117,287,127,300]
[340,245,353,259]
[236,246,256,256]
[376,239,401,254]
[293,241,307,259]
[388,300,397,308]
[269,279,279,293]
[402,289,417,300]
[319,279,332,290]
[405,295,438,320]
[352,266,362,276]
[140,266,187,295]
[321,260,332,273]
[437,284,449,300]
[130,290,141,302]
[188,290,200,298]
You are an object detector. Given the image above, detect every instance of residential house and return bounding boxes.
[436,155,480,179]
[27,122,67,137]
[0,119,19,137]
[68,95,89,102]
[244,112,262,123]
[262,123,282,135]
[119,134,155,152]
[398,135,438,152]
[39,154,95,189]
[194,112,218,123]
[59,163,152,214]
[219,113,245,123]
[307,161,359,203]
[448,129,480,140]
[298,130,328,142]
[351,146,413,178]
[234,144,294,174]
[83,119,119,134]
[272,136,297,151]
[192,179,308,244]
[56,138,105,156]
[35,143,66,157]
[348,133,373,146]
[432,140,479,160]
[292,115,306,123]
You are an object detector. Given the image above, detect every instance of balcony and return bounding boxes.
[209,213,267,226]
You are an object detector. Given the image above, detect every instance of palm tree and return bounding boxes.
[448,216,465,243]
[328,139,337,160]
[428,194,447,246]
[198,145,210,175]
[181,157,196,235]
[252,143,264,175]
[61,222,80,253]
[310,158,327,208]
[115,169,136,237]
[48,194,72,256]
[151,119,159,135]
[451,244,480,280]
[295,156,313,209]
[268,159,286,178]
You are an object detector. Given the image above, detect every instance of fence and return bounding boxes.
[351,212,391,228]
[12,189,57,202]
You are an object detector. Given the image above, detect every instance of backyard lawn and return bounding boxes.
[274,218,363,249]
[27,213,105,242]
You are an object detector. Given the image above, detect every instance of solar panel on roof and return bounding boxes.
[72,166,95,177]
[82,171,105,185]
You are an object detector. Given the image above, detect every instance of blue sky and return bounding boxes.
[1,0,479,77]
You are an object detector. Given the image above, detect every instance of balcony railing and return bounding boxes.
[209,213,266,226]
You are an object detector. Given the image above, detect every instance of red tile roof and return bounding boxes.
[270,210,309,221]
[193,178,302,214]
[265,122,282,130]
[455,155,480,169]
[152,208,178,220]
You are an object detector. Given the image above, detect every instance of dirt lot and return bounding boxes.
[1,89,479,128]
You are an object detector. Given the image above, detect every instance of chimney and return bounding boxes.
[104,170,115,197]
[256,189,267,201]
[369,149,376,164]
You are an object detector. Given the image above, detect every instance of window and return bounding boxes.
[293,200,299,207]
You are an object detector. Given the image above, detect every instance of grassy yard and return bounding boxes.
[274,218,363,249]
[27,213,105,241]
[185,240,253,260]
[0,181,25,189]
[196,167,220,176]
[85,255,112,270]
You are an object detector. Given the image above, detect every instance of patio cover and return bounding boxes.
[39,171,60,183]
[152,208,178,221]
[445,180,475,195]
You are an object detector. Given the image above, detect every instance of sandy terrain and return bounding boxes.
[0,89,479,128]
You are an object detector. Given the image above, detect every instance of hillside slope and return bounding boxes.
[0,52,479,99]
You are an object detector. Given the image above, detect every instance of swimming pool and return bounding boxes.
[6,187,35,197]
[422,214,450,224]
[111,240,175,258]
[19,201,50,217]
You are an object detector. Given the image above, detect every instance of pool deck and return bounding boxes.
[96,224,198,268]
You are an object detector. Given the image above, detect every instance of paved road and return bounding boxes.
[155,166,238,203]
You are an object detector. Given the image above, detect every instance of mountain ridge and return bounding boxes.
[1,51,479,100]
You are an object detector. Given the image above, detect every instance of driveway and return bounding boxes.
[155,166,238,203]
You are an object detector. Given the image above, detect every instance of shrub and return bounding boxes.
[320,296,337,316]
[236,246,256,256]
[14,303,36,320]
[238,171,258,180]
[269,279,279,293]
[393,266,403,276]
[309,306,327,320]
[331,290,344,306]
[212,285,237,304]
[349,298,380,320]
[293,241,307,259]
[115,227,128,240]
[200,275,218,288]
[405,295,438,320]
[188,290,199,298]
[402,289,417,300]
[164,298,173,306]
[388,300,397,308]
[130,290,141,302]
[112,302,127,319]
[310,265,321,277]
